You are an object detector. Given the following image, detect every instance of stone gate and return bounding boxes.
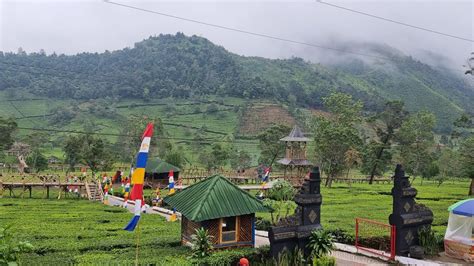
[268,167,322,257]
[389,164,434,256]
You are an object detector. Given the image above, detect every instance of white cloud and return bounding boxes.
[1,0,472,68]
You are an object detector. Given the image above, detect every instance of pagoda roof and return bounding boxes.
[163,175,270,222]
[280,125,311,142]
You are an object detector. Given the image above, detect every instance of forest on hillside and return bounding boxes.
[0,33,473,132]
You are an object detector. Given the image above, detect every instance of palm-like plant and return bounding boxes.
[191,227,213,259]
[276,248,305,266]
[307,230,335,259]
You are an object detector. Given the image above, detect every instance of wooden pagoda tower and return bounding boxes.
[277,125,312,179]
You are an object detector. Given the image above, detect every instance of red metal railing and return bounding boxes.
[355,218,396,260]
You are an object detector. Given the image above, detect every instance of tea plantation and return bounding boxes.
[0,178,470,264]
[257,178,470,235]
[0,198,190,265]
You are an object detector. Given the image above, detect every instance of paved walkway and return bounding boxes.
[253,232,387,265]
[332,250,388,266]
[107,195,181,221]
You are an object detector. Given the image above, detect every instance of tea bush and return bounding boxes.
[257,179,469,236]
[0,198,190,264]
[0,225,33,265]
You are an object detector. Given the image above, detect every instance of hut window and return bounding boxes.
[221,217,237,243]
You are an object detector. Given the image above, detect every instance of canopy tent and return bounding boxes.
[444,199,474,262]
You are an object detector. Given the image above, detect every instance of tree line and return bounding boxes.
[307,93,473,194]
[1,92,472,194]
[2,33,473,132]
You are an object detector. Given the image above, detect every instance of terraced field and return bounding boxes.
[238,103,296,136]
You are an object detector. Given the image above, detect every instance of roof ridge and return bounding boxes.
[164,174,270,221]
[219,175,267,206]
[191,174,220,221]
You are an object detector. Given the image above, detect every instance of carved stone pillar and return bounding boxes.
[389,164,434,256]
[269,167,322,257]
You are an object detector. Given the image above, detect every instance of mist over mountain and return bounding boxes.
[0,33,472,132]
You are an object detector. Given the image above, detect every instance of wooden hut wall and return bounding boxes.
[202,218,220,245]
[181,216,255,248]
[181,216,201,244]
[238,214,254,243]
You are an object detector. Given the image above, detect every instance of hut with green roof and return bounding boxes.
[164,175,270,248]
[144,158,180,187]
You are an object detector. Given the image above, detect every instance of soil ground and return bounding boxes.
[239,103,295,135]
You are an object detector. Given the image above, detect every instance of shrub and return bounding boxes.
[274,248,305,266]
[0,225,33,265]
[307,230,335,259]
[267,180,297,201]
[252,247,306,266]
[195,247,261,265]
[358,236,391,251]
[312,255,336,266]
[190,227,213,259]
[418,226,441,255]
[206,103,219,114]
[262,199,296,225]
[192,246,269,265]
[112,190,124,198]
[325,228,354,244]
[255,217,272,231]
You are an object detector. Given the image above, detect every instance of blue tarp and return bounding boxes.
[448,198,474,217]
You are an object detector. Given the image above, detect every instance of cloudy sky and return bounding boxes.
[1,0,472,69]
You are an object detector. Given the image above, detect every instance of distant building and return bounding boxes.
[48,156,61,164]
[145,158,180,188]
[277,125,313,178]
[164,175,270,248]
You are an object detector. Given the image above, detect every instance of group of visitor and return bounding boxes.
[66,175,80,194]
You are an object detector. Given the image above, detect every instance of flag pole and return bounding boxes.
[135,222,140,266]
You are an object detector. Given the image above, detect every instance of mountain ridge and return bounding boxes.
[0,32,472,132]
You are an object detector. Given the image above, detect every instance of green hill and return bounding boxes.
[1,33,473,135]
